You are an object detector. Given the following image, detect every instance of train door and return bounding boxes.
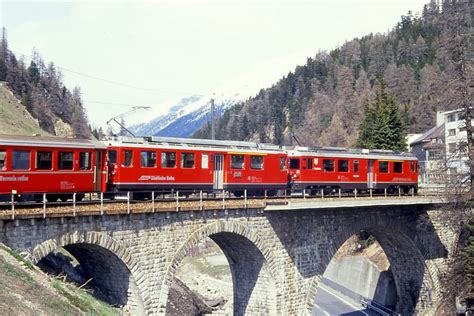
[213,154,224,190]
[94,150,103,191]
[367,159,375,189]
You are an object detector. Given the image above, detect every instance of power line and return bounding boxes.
[85,100,137,107]
[57,65,197,95]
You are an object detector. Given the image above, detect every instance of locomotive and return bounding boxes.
[0,134,418,201]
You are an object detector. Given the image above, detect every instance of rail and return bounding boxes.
[0,188,443,220]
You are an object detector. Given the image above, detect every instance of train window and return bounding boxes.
[280,157,286,170]
[0,150,6,170]
[379,161,389,173]
[12,150,30,170]
[141,151,157,168]
[307,158,313,169]
[181,153,195,168]
[162,152,176,168]
[231,155,244,169]
[36,151,52,170]
[202,153,209,169]
[354,160,359,173]
[393,162,403,173]
[122,150,133,167]
[108,150,117,164]
[338,160,349,172]
[410,161,416,172]
[323,159,334,172]
[80,152,92,170]
[289,158,300,169]
[58,152,74,170]
[250,156,263,169]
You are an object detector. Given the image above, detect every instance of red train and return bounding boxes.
[0,134,418,201]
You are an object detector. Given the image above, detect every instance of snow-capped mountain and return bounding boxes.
[129,51,314,138]
[129,95,202,137]
[130,93,239,138]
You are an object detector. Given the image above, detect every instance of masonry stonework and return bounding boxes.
[0,203,456,315]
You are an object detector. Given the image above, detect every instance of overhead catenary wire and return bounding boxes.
[57,65,198,95]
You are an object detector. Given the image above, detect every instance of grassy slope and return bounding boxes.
[0,244,118,315]
[0,82,49,136]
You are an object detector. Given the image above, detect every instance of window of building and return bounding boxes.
[79,152,92,170]
[202,153,209,169]
[338,160,349,172]
[13,151,30,170]
[280,157,286,170]
[459,113,465,121]
[36,151,52,170]
[181,153,195,168]
[307,158,313,169]
[448,143,457,153]
[231,155,244,169]
[393,161,403,173]
[141,151,156,168]
[58,152,73,170]
[323,159,334,172]
[379,161,389,173]
[250,156,263,169]
[447,114,456,122]
[108,150,117,164]
[0,150,5,170]
[354,160,359,173]
[161,152,176,168]
[428,150,441,159]
[448,129,456,136]
[289,158,300,169]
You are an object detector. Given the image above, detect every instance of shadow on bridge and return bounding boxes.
[36,243,143,312]
[266,205,448,315]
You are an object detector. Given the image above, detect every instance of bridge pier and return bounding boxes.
[0,201,458,315]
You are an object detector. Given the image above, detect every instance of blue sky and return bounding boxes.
[0,0,428,127]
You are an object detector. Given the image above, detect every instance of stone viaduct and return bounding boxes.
[0,197,459,315]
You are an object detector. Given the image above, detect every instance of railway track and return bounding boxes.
[0,189,442,220]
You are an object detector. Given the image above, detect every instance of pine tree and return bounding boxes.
[0,57,6,81]
[356,78,407,151]
[28,61,40,85]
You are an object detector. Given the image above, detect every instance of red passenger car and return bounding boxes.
[0,135,107,201]
[104,136,288,196]
[287,147,418,194]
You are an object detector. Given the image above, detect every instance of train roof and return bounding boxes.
[103,136,285,153]
[0,134,107,149]
[287,146,417,161]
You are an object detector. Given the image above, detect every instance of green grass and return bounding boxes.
[52,280,119,316]
[0,245,34,270]
[0,257,34,284]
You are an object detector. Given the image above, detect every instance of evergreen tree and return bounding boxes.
[28,61,40,85]
[356,78,407,151]
[0,57,6,81]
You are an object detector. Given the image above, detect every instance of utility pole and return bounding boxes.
[210,98,215,140]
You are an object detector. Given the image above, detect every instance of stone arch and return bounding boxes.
[32,231,146,314]
[305,217,439,315]
[158,221,280,315]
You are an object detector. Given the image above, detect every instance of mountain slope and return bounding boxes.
[1,31,90,138]
[194,0,472,147]
[130,94,237,138]
[0,82,50,136]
